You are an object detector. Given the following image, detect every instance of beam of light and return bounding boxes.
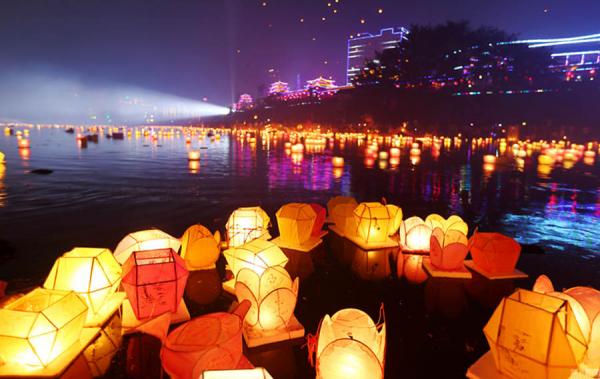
[0,68,229,124]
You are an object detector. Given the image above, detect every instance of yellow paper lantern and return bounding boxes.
[276,203,317,246]
[235,266,299,331]
[226,207,271,248]
[43,248,122,323]
[315,307,386,379]
[114,229,181,265]
[180,224,221,270]
[484,289,587,379]
[0,288,88,367]
[352,202,395,244]
[223,239,288,278]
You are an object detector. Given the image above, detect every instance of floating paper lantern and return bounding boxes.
[332,156,344,168]
[0,151,4,163]
[121,248,189,320]
[484,289,587,379]
[330,203,358,236]
[352,202,400,244]
[399,216,431,252]
[469,231,521,275]
[201,368,273,379]
[235,266,298,332]
[160,301,251,379]
[276,203,317,246]
[315,307,386,379]
[114,229,181,265]
[226,207,271,248]
[425,214,468,235]
[223,239,288,278]
[483,155,496,164]
[429,228,468,271]
[43,247,122,323]
[309,203,326,237]
[188,151,200,161]
[18,138,30,149]
[0,288,88,366]
[180,225,221,270]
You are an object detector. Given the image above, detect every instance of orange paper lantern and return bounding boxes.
[160,302,251,379]
[469,231,521,275]
[180,225,221,270]
[121,248,189,320]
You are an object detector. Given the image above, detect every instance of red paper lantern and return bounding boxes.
[309,203,326,237]
[469,232,521,275]
[121,248,188,320]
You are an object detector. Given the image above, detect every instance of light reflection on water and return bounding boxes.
[0,127,598,280]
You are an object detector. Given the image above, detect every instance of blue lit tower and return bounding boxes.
[346,27,409,85]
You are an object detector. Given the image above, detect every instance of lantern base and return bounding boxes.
[423,259,472,279]
[84,291,127,327]
[464,260,528,280]
[0,327,100,378]
[467,351,507,378]
[271,235,324,253]
[346,233,400,250]
[122,299,190,334]
[242,315,305,348]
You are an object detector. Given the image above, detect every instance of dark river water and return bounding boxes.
[0,126,598,378]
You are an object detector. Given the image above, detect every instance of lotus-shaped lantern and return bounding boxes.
[429,228,468,271]
[400,214,467,253]
[234,266,299,332]
[315,307,386,379]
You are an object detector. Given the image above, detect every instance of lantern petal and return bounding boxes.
[258,288,297,330]
[234,282,259,327]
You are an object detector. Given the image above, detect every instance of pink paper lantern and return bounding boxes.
[122,248,188,320]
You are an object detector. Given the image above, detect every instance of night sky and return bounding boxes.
[1,0,599,106]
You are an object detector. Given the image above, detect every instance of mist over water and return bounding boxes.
[0,67,230,124]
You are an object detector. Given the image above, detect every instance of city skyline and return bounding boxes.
[1,0,600,109]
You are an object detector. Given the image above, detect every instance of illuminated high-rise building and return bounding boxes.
[346,27,409,85]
